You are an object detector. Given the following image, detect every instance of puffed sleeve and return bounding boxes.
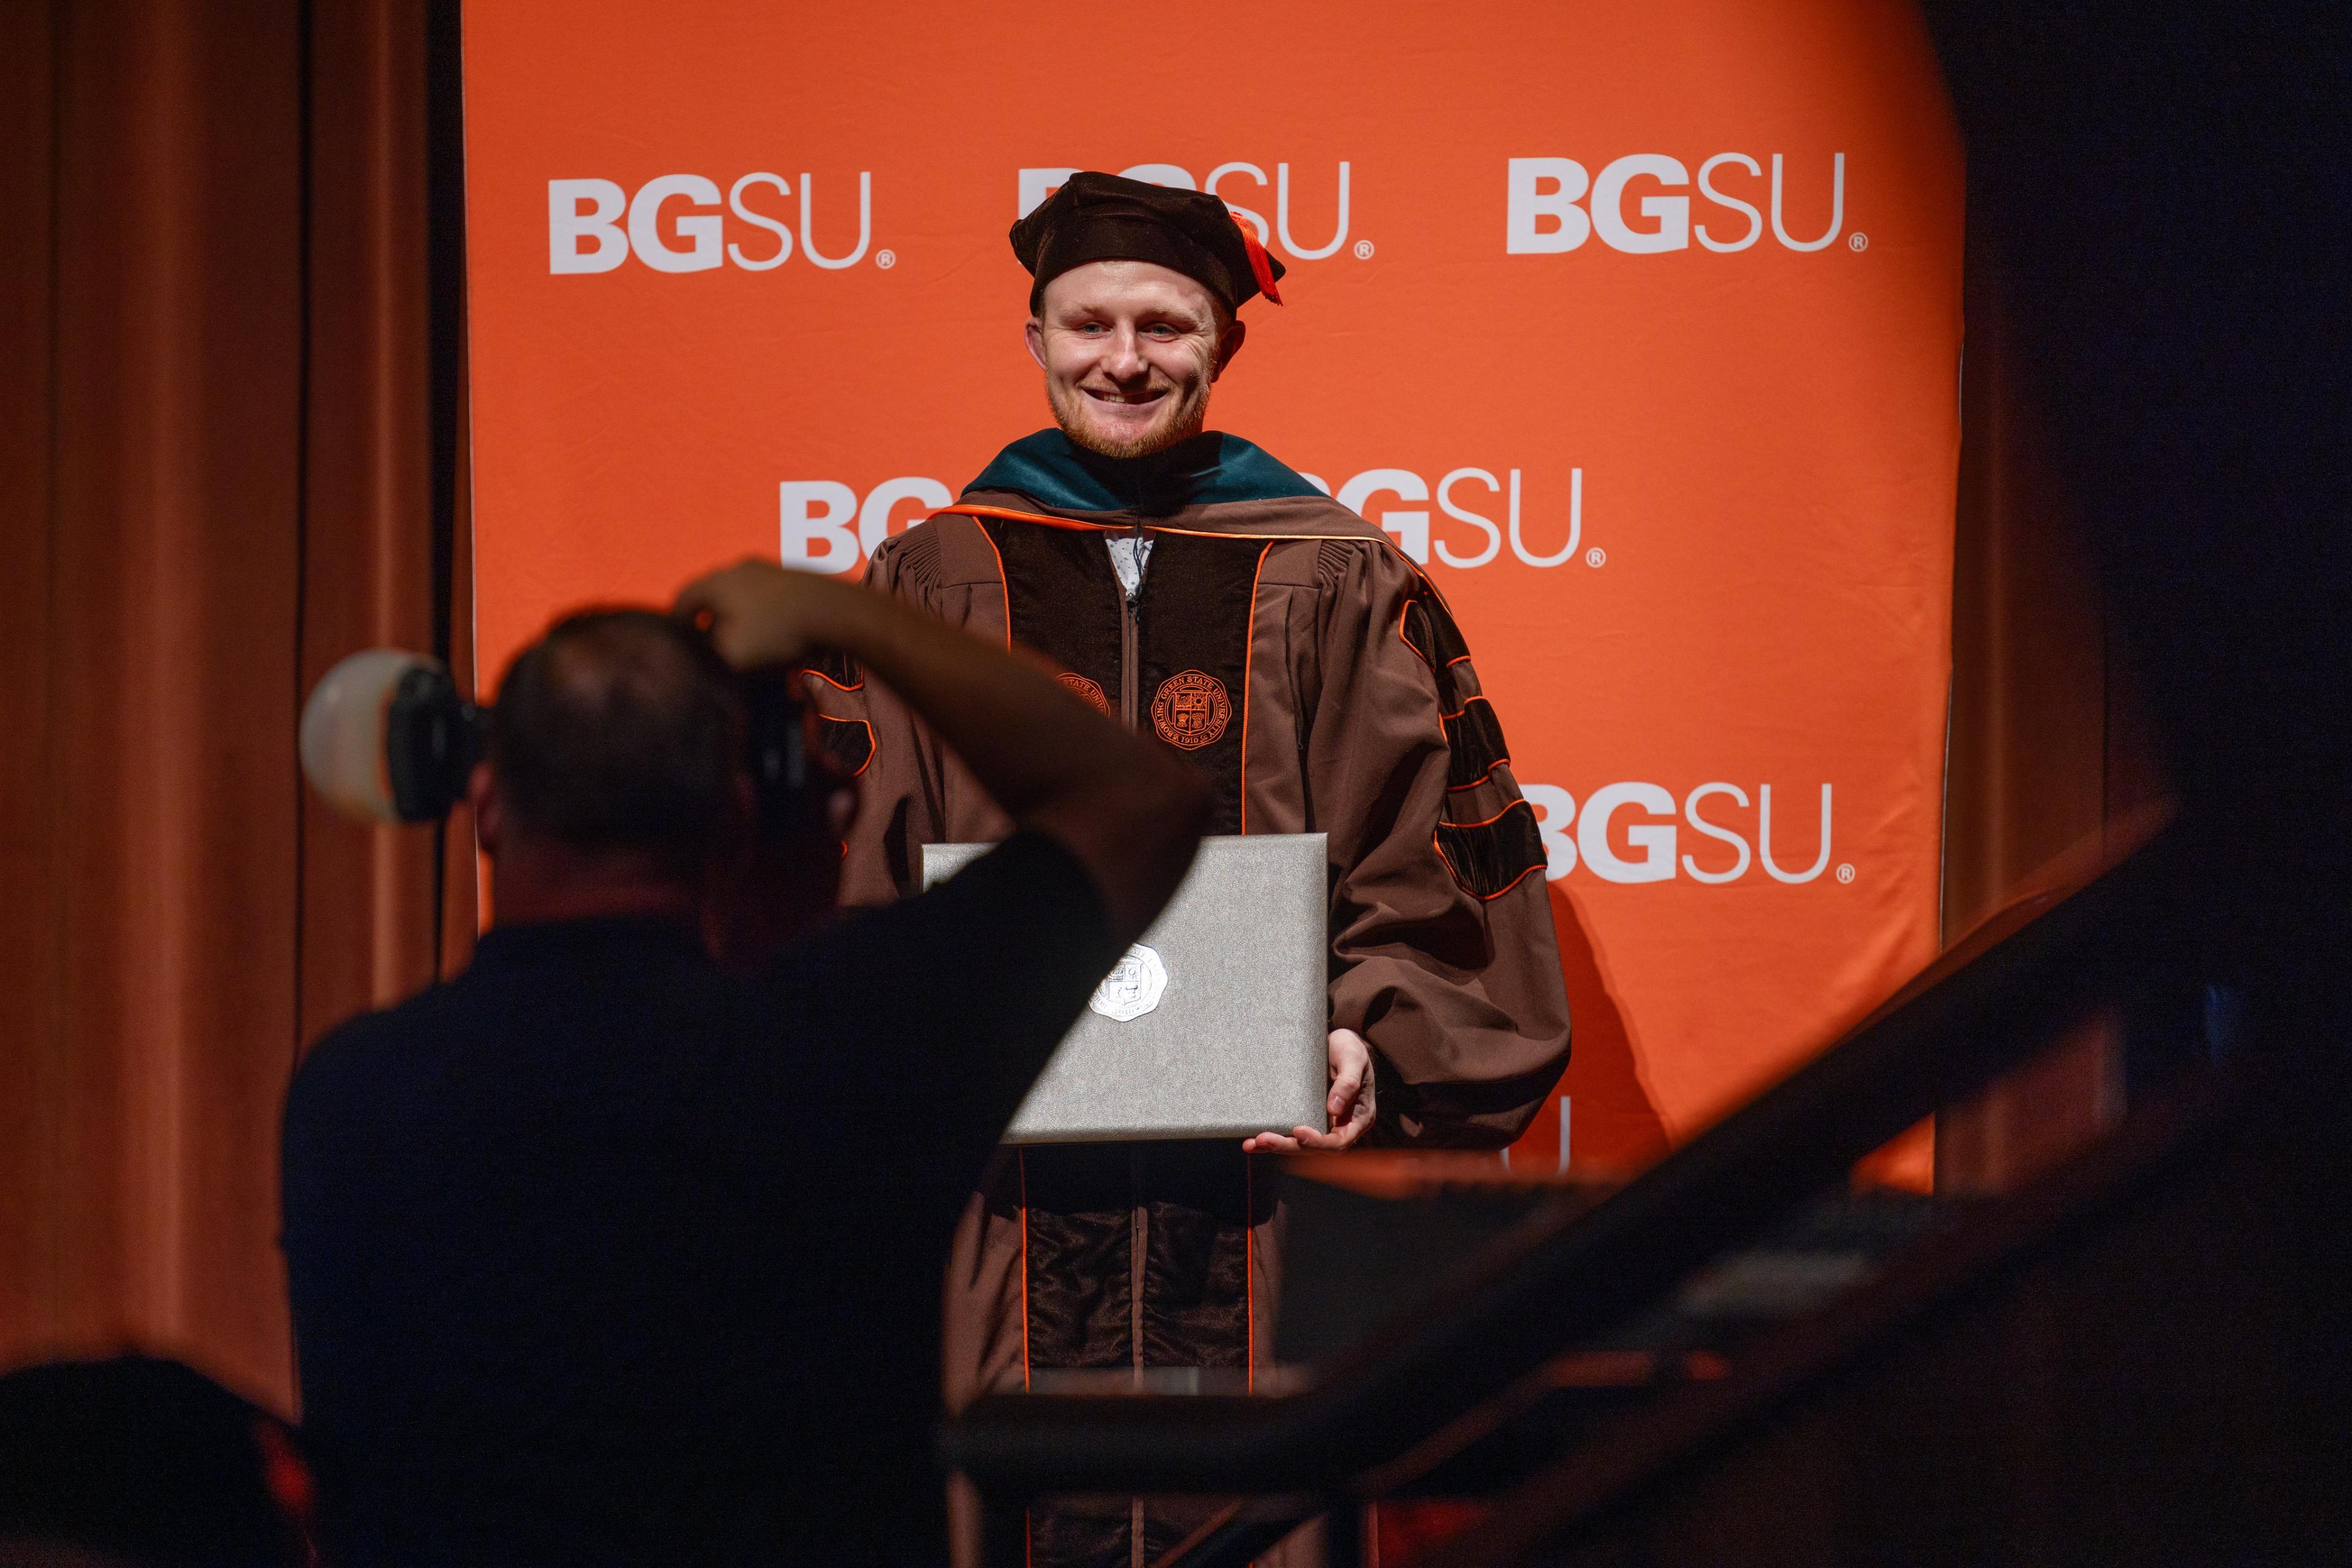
[1309,543,1572,1145]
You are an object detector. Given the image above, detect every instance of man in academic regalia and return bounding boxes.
[809,172,1573,1566]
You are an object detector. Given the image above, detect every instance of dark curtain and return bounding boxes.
[1933,242,2165,1192]
[0,0,469,1417]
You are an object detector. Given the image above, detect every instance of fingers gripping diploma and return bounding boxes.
[1244,1028,1374,1154]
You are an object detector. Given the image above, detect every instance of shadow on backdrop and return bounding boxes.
[1538,881,1668,1177]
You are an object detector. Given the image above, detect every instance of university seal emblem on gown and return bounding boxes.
[1151,669,1230,749]
[1057,671,1111,714]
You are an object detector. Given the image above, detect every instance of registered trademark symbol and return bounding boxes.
[875,249,897,269]
[1848,232,1869,252]
[1584,546,1606,568]
[1836,863,1857,884]
[1353,239,1375,260]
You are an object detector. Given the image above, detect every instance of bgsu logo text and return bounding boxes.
[1506,154,1847,254]
[1019,163,1353,262]
[548,173,874,274]
[779,467,1584,574]
[1523,782,1837,886]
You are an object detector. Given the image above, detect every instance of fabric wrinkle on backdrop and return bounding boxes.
[0,0,2149,1427]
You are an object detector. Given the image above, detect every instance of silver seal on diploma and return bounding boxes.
[1089,944,1168,1023]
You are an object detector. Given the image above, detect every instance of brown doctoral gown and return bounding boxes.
[808,429,1571,1567]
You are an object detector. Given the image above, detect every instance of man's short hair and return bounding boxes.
[490,609,745,876]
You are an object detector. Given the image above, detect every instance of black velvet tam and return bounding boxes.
[1011,170,1286,312]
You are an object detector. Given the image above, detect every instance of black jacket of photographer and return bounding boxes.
[280,830,1119,1567]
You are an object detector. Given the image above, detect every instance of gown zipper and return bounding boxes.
[1113,523,1148,1400]
[1118,518,1145,729]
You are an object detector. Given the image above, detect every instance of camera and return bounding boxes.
[300,647,822,833]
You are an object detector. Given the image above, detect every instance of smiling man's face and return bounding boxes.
[1026,259,1246,460]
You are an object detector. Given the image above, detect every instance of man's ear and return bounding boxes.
[467,761,502,856]
[1024,316,1047,370]
[1211,317,1247,382]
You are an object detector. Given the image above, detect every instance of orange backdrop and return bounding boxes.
[462,0,1963,1174]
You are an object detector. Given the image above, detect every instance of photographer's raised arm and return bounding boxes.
[676,561,1208,944]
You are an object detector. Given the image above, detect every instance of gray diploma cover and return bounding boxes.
[923,834,1329,1144]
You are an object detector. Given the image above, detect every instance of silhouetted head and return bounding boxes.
[0,1356,310,1567]
[475,609,752,910]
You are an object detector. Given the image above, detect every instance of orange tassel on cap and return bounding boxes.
[1233,216,1284,306]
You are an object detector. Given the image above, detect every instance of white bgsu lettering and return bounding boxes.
[1298,467,1583,570]
[548,173,873,274]
[779,478,953,572]
[1018,162,1352,262]
[1521,783,1837,885]
[1505,154,1846,255]
[776,470,1587,575]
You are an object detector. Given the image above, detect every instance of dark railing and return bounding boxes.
[1433,1074,2233,1567]
[945,827,2186,1560]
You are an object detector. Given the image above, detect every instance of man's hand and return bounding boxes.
[1243,1028,1374,1153]
[679,556,1206,949]
[675,560,856,669]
